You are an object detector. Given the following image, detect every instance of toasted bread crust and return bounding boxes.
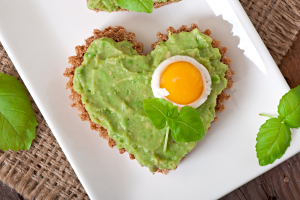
[64,24,234,174]
[87,0,181,13]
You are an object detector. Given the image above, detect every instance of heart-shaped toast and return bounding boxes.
[86,0,181,13]
[64,24,234,174]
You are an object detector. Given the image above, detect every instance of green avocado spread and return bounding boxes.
[73,29,228,172]
[87,0,180,12]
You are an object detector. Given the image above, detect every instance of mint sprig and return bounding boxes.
[256,86,300,166]
[116,0,153,13]
[0,73,38,151]
[143,98,205,152]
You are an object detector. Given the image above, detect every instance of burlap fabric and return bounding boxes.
[0,0,300,199]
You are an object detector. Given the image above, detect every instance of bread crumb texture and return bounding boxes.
[63,24,234,174]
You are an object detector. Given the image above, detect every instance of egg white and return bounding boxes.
[151,55,211,108]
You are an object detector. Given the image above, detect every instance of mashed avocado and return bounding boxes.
[73,29,228,172]
[87,0,180,12]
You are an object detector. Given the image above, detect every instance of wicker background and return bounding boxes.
[1,0,300,199]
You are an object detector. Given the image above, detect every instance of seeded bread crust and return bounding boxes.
[86,0,181,12]
[64,24,234,174]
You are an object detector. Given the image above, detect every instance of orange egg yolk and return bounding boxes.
[160,61,204,105]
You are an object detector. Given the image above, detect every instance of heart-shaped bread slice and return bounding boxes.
[86,0,181,13]
[64,24,234,174]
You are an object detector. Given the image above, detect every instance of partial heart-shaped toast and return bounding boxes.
[64,24,234,174]
[86,0,181,13]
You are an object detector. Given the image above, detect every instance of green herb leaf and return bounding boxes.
[278,85,300,128]
[143,98,177,130]
[0,73,38,151]
[256,118,291,166]
[170,106,205,142]
[116,0,153,13]
[143,98,205,144]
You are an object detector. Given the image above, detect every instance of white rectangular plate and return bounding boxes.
[0,0,298,199]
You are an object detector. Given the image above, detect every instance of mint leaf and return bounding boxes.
[278,86,300,128]
[116,0,153,13]
[256,118,291,166]
[0,73,38,151]
[143,98,177,129]
[170,106,205,142]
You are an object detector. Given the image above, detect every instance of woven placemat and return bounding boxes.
[0,0,300,199]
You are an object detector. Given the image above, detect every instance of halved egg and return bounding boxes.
[151,56,211,108]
